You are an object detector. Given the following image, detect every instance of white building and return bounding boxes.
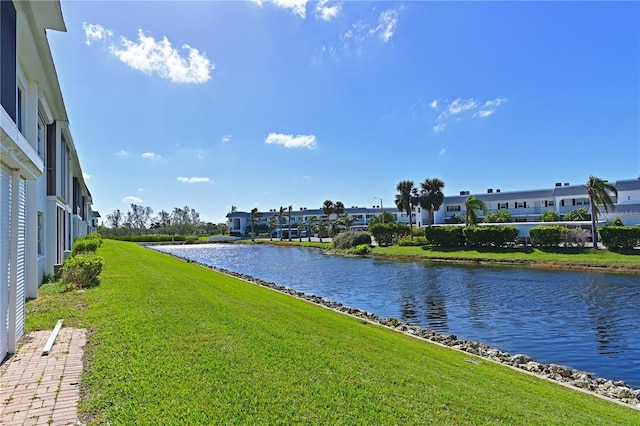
[1,1,94,360]
[227,179,640,237]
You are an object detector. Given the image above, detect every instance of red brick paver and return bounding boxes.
[1,328,86,426]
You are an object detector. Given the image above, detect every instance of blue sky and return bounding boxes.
[48,1,639,224]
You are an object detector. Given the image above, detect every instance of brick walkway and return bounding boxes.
[0,328,86,426]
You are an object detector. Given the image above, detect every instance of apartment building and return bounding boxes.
[1,1,94,360]
[227,178,640,237]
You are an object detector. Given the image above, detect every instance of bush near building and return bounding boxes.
[463,226,519,248]
[423,226,465,247]
[600,225,640,252]
[529,225,567,247]
[369,223,410,246]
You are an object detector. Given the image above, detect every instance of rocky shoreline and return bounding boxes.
[174,253,640,408]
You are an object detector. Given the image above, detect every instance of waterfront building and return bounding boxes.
[1,1,95,359]
[227,178,640,237]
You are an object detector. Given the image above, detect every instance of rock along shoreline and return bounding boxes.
[162,249,640,409]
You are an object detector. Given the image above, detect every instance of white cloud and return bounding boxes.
[433,124,447,133]
[82,23,113,46]
[115,150,130,157]
[137,188,145,192]
[473,110,495,118]
[222,135,232,143]
[429,100,439,109]
[82,172,93,180]
[177,177,211,183]
[316,0,341,21]
[272,0,309,18]
[375,9,399,43]
[448,98,478,115]
[249,0,263,6]
[439,148,447,155]
[142,152,160,160]
[84,23,214,84]
[265,133,317,149]
[122,196,143,204]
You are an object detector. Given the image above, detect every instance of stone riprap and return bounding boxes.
[178,255,640,408]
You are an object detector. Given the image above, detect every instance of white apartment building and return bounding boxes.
[1,1,94,360]
[227,179,640,237]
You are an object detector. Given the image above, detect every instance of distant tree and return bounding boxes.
[322,200,335,217]
[308,215,319,242]
[368,211,396,227]
[278,206,286,241]
[334,201,345,215]
[317,218,329,243]
[485,209,512,223]
[418,178,445,226]
[287,205,293,241]
[340,213,358,232]
[218,223,229,235]
[540,210,561,222]
[250,207,263,242]
[464,196,486,225]
[106,209,122,233]
[330,218,343,237]
[297,219,306,242]
[230,205,237,213]
[585,175,618,247]
[395,180,418,237]
[608,217,624,227]
[269,216,277,241]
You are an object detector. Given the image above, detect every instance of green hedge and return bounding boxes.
[72,233,103,255]
[529,225,568,247]
[423,226,465,247]
[463,226,518,247]
[333,231,372,249]
[369,223,410,246]
[600,225,640,252]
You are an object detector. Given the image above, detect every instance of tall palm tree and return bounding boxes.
[395,180,418,237]
[278,206,286,241]
[464,195,486,225]
[287,205,293,241]
[585,175,618,247]
[322,200,335,217]
[330,219,343,237]
[419,178,445,226]
[268,216,277,241]
[250,208,262,242]
[334,201,345,215]
[317,218,329,243]
[297,220,306,242]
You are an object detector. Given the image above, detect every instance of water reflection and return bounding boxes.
[151,244,640,388]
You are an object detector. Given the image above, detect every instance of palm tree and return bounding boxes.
[268,216,277,241]
[395,180,418,237]
[464,195,486,225]
[322,200,335,217]
[334,201,345,215]
[418,178,445,226]
[278,206,286,241]
[287,205,293,241]
[250,208,263,242]
[308,215,319,242]
[585,175,618,247]
[330,218,343,238]
[340,213,358,231]
[317,218,329,243]
[297,219,306,242]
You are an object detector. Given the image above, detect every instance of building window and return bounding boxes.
[38,212,44,255]
[516,202,525,209]
[575,198,589,206]
[547,200,555,207]
[446,205,461,212]
[498,202,508,209]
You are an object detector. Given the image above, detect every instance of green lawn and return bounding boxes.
[26,240,639,424]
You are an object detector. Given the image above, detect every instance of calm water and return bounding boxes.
[152,244,640,388]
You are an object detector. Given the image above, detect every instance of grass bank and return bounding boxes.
[27,240,638,424]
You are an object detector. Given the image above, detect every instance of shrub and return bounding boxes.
[184,236,199,244]
[424,226,465,247]
[72,234,103,255]
[600,225,640,252]
[346,244,372,255]
[333,231,372,249]
[529,225,567,247]
[369,223,410,246]
[398,236,428,246]
[106,235,187,243]
[562,228,590,248]
[61,253,104,290]
[563,208,588,221]
[463,225,519,247]
[608,217,625,227]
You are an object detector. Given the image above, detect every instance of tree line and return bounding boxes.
[101,204,228,236]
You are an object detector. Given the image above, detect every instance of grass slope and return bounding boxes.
[27,240,638,424]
